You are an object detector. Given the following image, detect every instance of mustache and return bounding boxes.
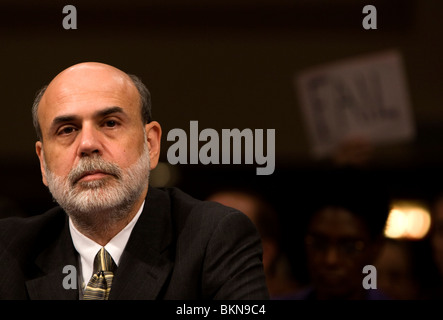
[68,156,122,186]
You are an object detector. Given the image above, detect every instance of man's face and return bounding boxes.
[35,63,161,217]
[304,207,374,299]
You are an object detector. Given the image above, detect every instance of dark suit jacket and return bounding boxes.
[0,187,269,300]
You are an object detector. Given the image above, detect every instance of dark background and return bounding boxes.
[1,1,443,251]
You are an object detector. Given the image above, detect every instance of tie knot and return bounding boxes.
[93,247,116,273]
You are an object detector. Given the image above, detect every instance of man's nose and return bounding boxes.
[77,124,101,157]
[324,245,340,265]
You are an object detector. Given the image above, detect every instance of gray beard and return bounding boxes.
[43,142,151,234]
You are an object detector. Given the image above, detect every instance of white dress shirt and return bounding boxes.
[69,201,145,290]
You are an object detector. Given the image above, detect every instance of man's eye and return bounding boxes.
[59,127,75,135]
[105,120,117,127]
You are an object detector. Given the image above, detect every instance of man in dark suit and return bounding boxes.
[0,62,269,300]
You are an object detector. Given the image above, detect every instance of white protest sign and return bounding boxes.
[295,50,415,158]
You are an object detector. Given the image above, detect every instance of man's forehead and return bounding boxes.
[309,207,368,236]
[39,65,138,115]
[43,81,133,106]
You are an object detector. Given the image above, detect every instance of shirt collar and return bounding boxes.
[69,200,145,287]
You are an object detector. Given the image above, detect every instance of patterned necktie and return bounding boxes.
[83,247,117,300]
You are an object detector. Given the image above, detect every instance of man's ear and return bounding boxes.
[144,121,162,170]
[35,141,48,186]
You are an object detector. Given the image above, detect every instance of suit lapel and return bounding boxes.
[26,215,79,300]
[110,188,174,300]
[25,187,173,300]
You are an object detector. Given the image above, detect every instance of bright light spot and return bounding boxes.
[384,200,431,240]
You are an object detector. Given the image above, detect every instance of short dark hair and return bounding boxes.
[31,73,152,141]
[303,168,391,240]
